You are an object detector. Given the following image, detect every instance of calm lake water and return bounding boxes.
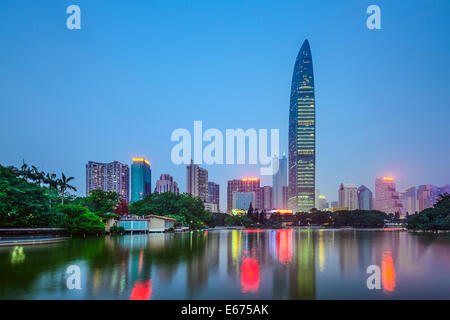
[0,229,449,300]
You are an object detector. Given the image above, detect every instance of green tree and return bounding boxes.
[65,211,106,235]
[0,165,49,227]
[330,210,387,228]
[44,172,59,208]
[407,193,450,231]
[77,189,121,215]
[129,192,212,228]
[224,214,254,227]
[57,173,77,205]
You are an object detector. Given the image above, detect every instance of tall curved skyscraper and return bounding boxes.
[288,39,315,212]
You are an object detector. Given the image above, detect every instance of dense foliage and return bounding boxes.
[73,189,121,215]
[0,164,109,235]
[224,214,254,227]
[129,192,213,228]
[330,210,388,228]
[0,165,50,227]
[64,211,106,235]
[407,193,450,231]
[296,211,331,226]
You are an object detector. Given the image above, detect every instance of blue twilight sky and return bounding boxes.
[1,0,449,211]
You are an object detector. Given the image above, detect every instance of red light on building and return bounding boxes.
[241,257,260,293]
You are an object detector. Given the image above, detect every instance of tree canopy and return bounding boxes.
[407,193,450,231]
[129,192,213,228]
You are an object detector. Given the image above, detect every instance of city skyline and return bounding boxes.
[1,1,450,212]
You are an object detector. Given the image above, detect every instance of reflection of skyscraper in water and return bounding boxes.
[86,236,154,299]
[271,229,316,299]
[186,232,209,297]
[294,230,316,299]
[338,232,360,275]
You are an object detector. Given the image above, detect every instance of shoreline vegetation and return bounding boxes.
[1,163,449,238]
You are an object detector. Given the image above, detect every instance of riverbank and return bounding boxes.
[0,236,70,246]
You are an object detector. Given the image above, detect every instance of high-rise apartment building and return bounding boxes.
[86,161,129,201]
[154,174,179,194]
[272,153,287,209]
[357,185,373,210]
[338,183,358,210]
[186,160,208,203]
[130,157,152,202]
[262,185,273,211]
[330,201,339,208]
[227,178,261,213]
[318,195,328,210]
[314,189,320,209]
[288,39,316,213]
[208,181,220,209]
[374,177,403,215]
[282,186,289,209]
[399,185,417,215]
[416,184,450,212]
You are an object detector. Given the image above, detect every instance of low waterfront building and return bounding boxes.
[117,215,175,232]
[147,215,176,232]
[118,217,149,232]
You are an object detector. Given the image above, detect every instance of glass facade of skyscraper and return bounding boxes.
[288,39,315,212]
[130,158,152,203]
[272,154,287,209]
[357,185,373,210]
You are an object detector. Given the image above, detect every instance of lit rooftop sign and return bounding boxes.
[242,178,259,182]
[133,158,150,165]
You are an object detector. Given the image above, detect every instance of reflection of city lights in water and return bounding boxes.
[138,249,143,274]
[382,250,396,294]
[241,257,260,293]
[243,229,264,233]
[232,230,239,261]
[130,279,152,300]
[318,231,325,272]
[276,229,292,264]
